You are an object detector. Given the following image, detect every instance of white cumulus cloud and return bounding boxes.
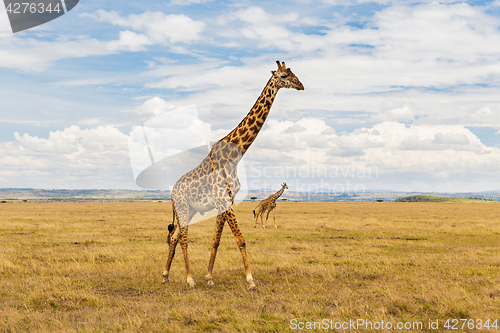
[82,10,205,45]
[0,126,134,188]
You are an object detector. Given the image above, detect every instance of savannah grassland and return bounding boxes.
[0,201,499,332]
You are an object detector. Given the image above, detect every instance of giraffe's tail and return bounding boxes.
[167,206,176,245]
[253,210,256,218]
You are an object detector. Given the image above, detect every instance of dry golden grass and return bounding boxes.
[0,201,499,332]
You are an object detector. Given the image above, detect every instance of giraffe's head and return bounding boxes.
[281,182,288,189]
[271,61,304,91]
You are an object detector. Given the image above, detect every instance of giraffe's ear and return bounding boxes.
[271,70,277,76]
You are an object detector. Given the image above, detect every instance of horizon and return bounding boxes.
[1,187,499,194]
[2,188,499,203]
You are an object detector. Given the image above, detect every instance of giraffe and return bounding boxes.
[163,61,304,290]
[253,183,288,229]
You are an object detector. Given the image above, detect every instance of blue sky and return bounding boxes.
[0,0,499,193]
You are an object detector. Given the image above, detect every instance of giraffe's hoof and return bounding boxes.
[206,275,215,288]
[275,226,278,228]
[262,226,266,229]
[248,284,258,291]
[187,277,197,289]
[253,225,257,228]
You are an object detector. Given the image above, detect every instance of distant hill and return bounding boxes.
[0,188,170,201]
[0,188,498,202]
[394,195,497,203]
[395,195,453,202]
[248,190,500,202]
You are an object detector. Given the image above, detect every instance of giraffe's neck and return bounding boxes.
[221,77,278,155]
[270,185,286,202]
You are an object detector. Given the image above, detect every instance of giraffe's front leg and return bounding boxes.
[206,214,225,288]
[261,209,267,228]
[226,209,257,291]
[265,209,272,229]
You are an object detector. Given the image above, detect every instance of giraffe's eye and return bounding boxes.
[280,74,288,78]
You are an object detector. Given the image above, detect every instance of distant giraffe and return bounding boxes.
[163,61,304,290]
[253,183,288,228]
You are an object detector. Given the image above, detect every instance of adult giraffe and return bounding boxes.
[163,61,304,290]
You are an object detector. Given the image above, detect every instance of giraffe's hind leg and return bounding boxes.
[273,209,277,228]
[206,214,225,288]
[168,197,197,289]
[163,225,180,284]
[226,209,257,290]
[253,207,261,228]
[178,226,197,289]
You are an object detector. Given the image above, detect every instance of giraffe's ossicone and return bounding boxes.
[163,61,304,290]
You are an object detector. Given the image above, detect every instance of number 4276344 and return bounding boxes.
[443,319,498,330]
[6,2,62,14]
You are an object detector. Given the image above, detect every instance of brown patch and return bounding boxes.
[241,133,250,143]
